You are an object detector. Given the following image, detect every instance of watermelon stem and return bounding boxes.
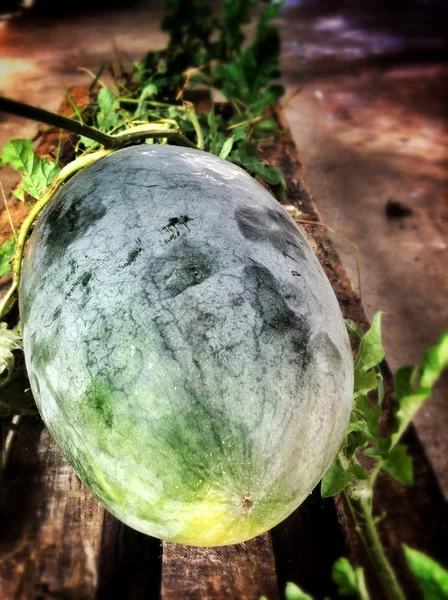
[0,96,198,150]
[358,495,406,600]
[343,474,406,600]
[184,101,205,150]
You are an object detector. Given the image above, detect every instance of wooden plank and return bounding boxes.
[162,536,279,600]
[270,493,346,599]
[95,514,162,600]
[0,423,104,599]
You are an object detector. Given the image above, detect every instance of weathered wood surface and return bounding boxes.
[0,87,446,599]
[162,536,279,600]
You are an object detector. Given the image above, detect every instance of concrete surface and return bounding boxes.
[0,1,447,490]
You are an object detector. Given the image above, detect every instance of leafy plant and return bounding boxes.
[319,317,448,600]
[262,321,447,600]
[404,546,448,600]
[265,558,370,600]
[137,0,284,113]
[331,558,370,600]
[0,236,16,278]
[1,139,60,201]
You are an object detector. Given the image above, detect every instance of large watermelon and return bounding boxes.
[20,145,353,546]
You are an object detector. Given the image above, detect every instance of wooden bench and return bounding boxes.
[0,87,446,600]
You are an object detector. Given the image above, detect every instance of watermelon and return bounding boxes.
[20,145,353,547]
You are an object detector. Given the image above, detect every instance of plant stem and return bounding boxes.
[0,96,198,150]
[358,496,406,600]
[209,95,218,155]
[111,124,197,149]
[368,461,384,494]
[0,96,113,147]
[185,102,204,150]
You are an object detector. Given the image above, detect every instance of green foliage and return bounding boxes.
[0,235,16,278]
[138,0,284,112]
[321,461,367,498]
[353,312,384,399]
[319,316,447,600]
[404,546,448,600]
[139,0,218,100]
[229,141,286,200]
[322,316,448,499]
[266,549,448,600]
[391,330,448,447]
[332,558,370,600]
[96,88,123,131]
[285,581,313,600]
[130,0,285,196]
[214,1,284,114]
[271,559,370,600]
[1,139,60,200]
[380,444,413,485]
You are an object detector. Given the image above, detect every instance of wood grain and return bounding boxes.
[0,423,105,600]
[162,536,279,600]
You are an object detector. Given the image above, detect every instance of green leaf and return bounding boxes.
[250,84,285,113]
[79,135,98,149]
[230,145,286,201]
[382,444,413,485]
[352,313,385,398]
[1,139,60,200]
[377,374,385,405]
[332,558,371,600]
[285,581,314,600]
[321,460,368,497]
[96,88,122,132]
[136,83,158,117]
[391,330,448,447]
[345,318,365,343]
[353,396,382,443]
[346,430,368,459]
[420,330,448,389]
[219,135,235,160]
[253,117,279,135]
[354,368,379,398]
[404,546,448,600]
[354,312,384,373]
[0,322,22,386]
[0,236,16,278]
